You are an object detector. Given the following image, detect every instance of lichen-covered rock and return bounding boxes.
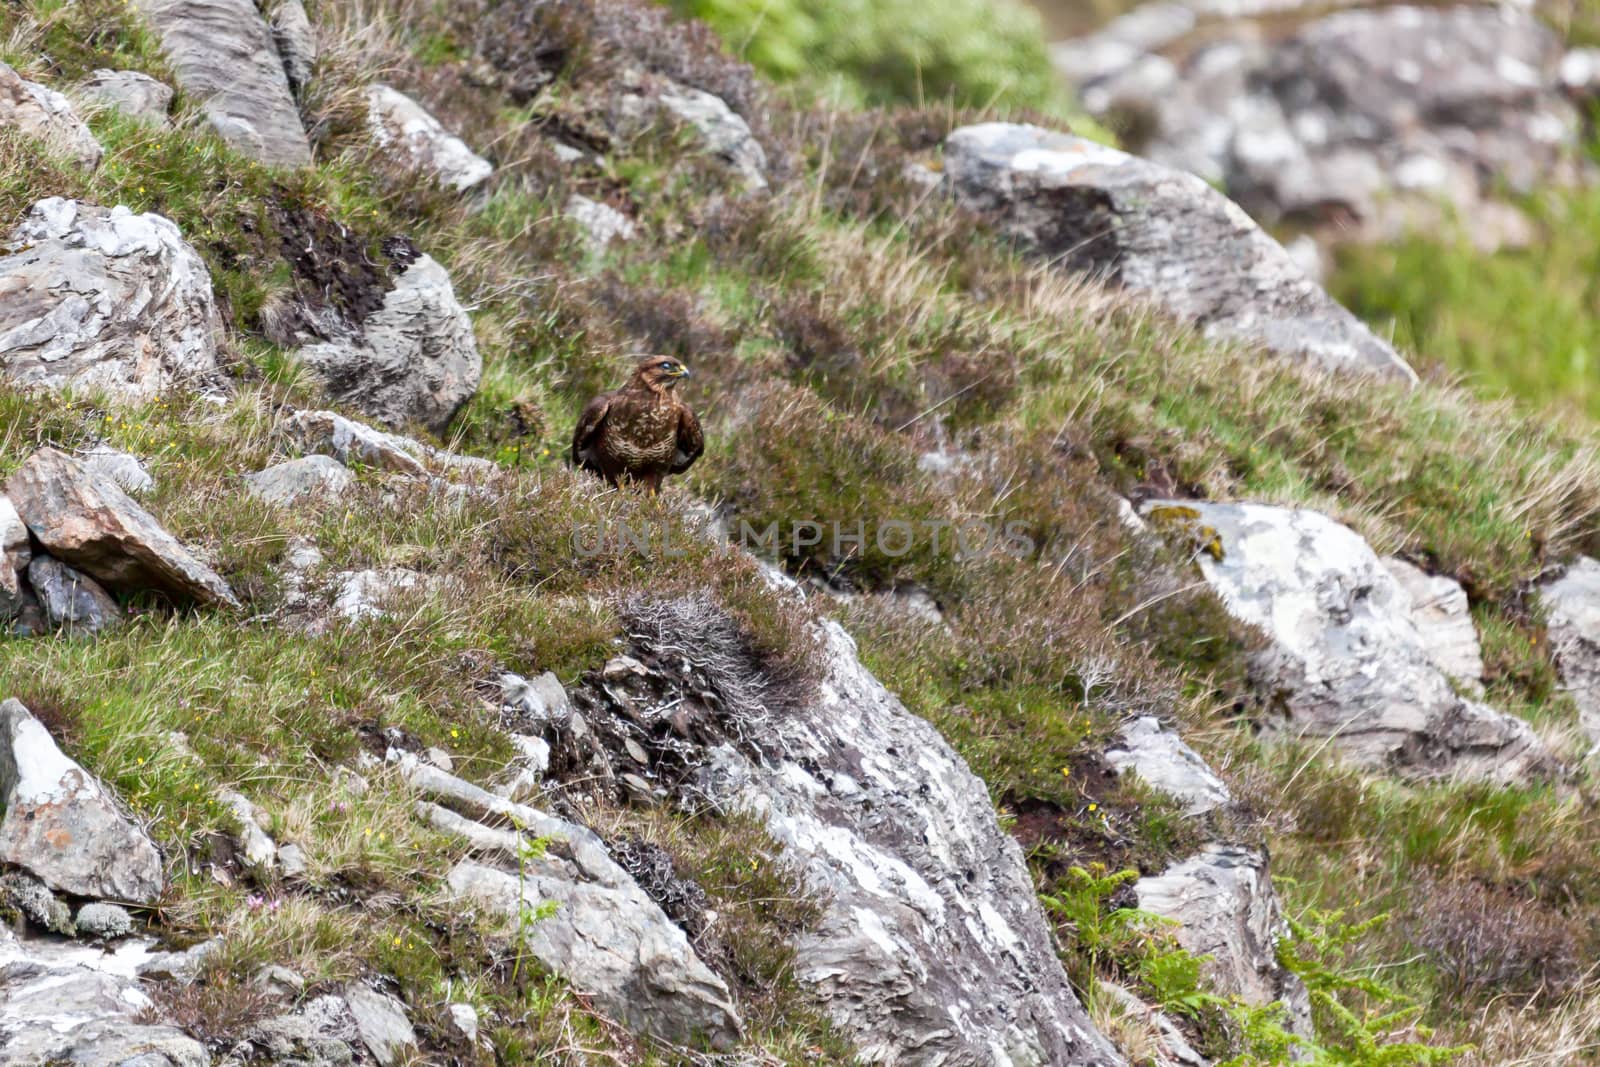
[0,698,165,903]
[367,84,493,192]
[245,454,354,506]
[294,255,482,433]
[0,198,224,400]
[419,768,742,1049]
[74,69,173,126]
[0,62,102,168]
[1541,557,1600,745]
[28,555,126,633]
[565,194,635,253]
[8,447,238,608]
[133,0,311,165]
[1145,501,1556,782]
[1136,845,1312,1033]
[943,123,1416,381]
[656,82,768,190]
[80,443,156,495]
[592,613,1122,1064]
[343,983,417,1067]
[1106,716,1231,816]
[1382,557,1485,691]
[0,925,204,1066]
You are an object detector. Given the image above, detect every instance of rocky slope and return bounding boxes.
[0,0,1596,1065]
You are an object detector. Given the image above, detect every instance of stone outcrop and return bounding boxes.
[294,254,482,433]
[1137,844,1313,1033]
[245,454,355,505]
[1052,4,1583,250]
[133,0,312,166]
[411,760,742,1050]
[944,123,1415,381]
[28,555,125,633]
[1106,716,1231,816]
[1144,501,1555,782]
[8,447,238,608]
[268,0,317,96]
[576,608,1123,1064]
[0,926,205,1066]
[0,198,224,400]
[74,69,173,126]
[0,62,103,167]
[367,84,493,192]
[1541,557,1600,745]
[0,698,165,903]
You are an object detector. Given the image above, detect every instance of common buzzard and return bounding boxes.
[571,355,704,490]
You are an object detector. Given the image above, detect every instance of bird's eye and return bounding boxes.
[659,361,674,370]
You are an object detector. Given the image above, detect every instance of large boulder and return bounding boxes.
[0,925,205,1065]
[133,0,312,166]
[1143,501,1556,782]
[580,611,1123,1064]
[1541,557,1600,745]
[367,84,493,193]
[73,69,173,126]
[0,62,102,167]
[8,447,239,608]
[417,764,741,1049]
[0,198,224,400]
[1055,5,1581,248]
[294,254,481,433]
[943,123,1416,381]
[0,699,165,903]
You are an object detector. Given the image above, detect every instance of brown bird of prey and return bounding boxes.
[570,355,703,490]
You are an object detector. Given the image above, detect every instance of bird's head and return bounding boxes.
[632,355,693,392]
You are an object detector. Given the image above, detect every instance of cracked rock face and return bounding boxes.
[0,198,224,401]
[943,123,1415,381]
[582,609,1122,1065]
[0,699,165,904]
[8,447,238,608]
[0,62,103,167]
[295,255,482,433]
[1144,501,1556,782]
[367,84,493,192]
[133,0,312,166]
[1541,557,1600,745]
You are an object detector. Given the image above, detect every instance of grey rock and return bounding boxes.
[75,69,173,126]
[1,871,76,935]
[8,447,238,608]
[1137,845,1312,1036]
[255,963,307,1000]
[133,0,311,166]
[499,670,572,726]
[444,848,741,1049]
[75,901,135,938]
[0,698,165,903]
[330,567,440,622]
[1097,981,1208,1067]
[495,733,550,801]
[367,84,492,192]
[343,983,417,1067]
[0,62,102,167]
[269,0,317,96]
[136,937,223,984]
[0,925,205,1066]
[944,124,1415,381]
[294,255,482,433]
[565,194,635,253]
[1562,47,1600,97]
[249,993,362,1065]
[0,496,29,620]
[681,621,1121,1064]
[424,746,454,772]
[446,1002,478,1044]
[1144,501,1556,782]
[619,79,768,191]
[1382,558,1485,690]
[0,198,224,400]
[220,789,277,869]
[280,409,429,475]
[278,842,308,877]
[1541,557,1600,745]
[29,555,125,632]
[245,454,354,506]
[80,443,156,494]
[1105,716,1231,816]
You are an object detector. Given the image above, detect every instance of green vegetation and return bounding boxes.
[665,0,1074,115]
[1332,181,1600,425]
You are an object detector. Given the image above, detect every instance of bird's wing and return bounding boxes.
[570,392,612,468]
[671,402,704,473]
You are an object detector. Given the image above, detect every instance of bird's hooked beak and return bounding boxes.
[673,365,692,380]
